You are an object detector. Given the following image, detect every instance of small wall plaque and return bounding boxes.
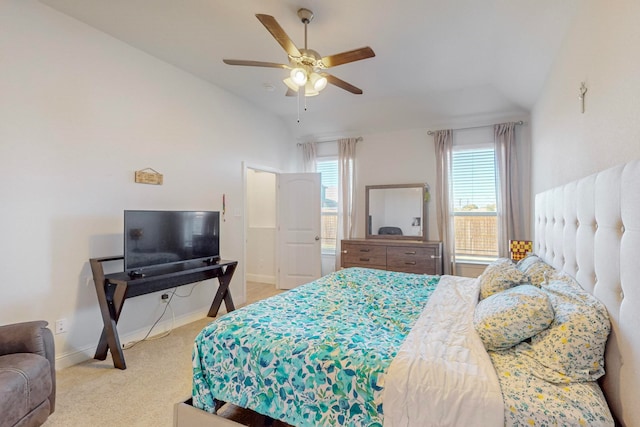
[135,168,163,185]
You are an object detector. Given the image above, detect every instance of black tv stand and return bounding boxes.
[90,257,238,370]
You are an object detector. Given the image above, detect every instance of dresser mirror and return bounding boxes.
[365,183,428,241]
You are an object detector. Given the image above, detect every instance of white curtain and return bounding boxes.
[301,142,317,172]
[335,138,358,271]
[433,130,455,275]
[494,122,523,257]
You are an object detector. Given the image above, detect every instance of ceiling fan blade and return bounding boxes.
[255,14,301,58]
[321,47,375,68]
[223,59,289,69]
[322,73,364,95]
[285,88,297,97]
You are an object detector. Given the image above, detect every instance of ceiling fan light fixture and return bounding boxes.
[310,73,328,91]
[283,77,300,92]
[290,67,307,86]
[304,81,320,97]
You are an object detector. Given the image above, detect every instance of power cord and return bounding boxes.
[173,282,200,298]
[122,289,176,350]
[121,281,204,350]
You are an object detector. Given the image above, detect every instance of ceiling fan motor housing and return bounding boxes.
[290,49,323,68]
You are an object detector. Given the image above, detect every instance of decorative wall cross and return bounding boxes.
[579,82,588,113]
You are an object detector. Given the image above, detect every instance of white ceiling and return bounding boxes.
[39,0,580,140]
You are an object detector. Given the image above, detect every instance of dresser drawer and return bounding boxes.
[340,239,443,275]
[387,246,437,274]
[342,243,386,267]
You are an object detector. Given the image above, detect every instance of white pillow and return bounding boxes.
[474,285,554,351]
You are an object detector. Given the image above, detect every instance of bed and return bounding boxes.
[176,160,640,427]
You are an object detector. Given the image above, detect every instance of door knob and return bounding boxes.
[315,236,320,241]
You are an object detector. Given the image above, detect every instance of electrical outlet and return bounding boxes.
[54,319,69,334]
[161,293,169,303]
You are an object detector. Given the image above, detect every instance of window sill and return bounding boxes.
[455,257,496,266]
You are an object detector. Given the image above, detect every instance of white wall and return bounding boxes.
[531,0,640,195]
[0,1,294,368]
[354,129,439,240]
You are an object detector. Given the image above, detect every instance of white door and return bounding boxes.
[277,173,322,289]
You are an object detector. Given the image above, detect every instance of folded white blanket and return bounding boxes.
[382,275,504,427]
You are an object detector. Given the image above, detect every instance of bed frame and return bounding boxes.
[175,160,640,427]
[534,160,640,427]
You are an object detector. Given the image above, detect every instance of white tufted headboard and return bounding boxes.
[534,160,640,427]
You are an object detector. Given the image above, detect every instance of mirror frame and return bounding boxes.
[365,183,428,241]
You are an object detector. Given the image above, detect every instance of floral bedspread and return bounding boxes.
[192,267,439,427]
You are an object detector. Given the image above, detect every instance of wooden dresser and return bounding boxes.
[340,239,443,275]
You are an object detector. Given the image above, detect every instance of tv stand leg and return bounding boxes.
[90,257,128,369]
[95,319,126,369]
[207,263,237,317]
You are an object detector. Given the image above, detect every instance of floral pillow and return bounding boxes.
[515,253,543,272]
[516,254,556,286]
[516,276,610,383]
[479,258,530,300]
[474,284,555,351]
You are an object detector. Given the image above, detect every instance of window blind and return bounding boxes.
[317,159,339,255]
[451,148,497,211]
[316,160,338,188]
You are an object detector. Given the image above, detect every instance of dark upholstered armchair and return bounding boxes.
[0,321,56,427]
[378,226,403,236]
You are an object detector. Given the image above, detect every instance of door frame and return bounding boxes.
[242,162,281,305]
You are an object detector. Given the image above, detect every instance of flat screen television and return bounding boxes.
[124,210,220,274]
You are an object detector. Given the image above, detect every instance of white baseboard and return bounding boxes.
[54,307,220,370]
[246,273,275,285]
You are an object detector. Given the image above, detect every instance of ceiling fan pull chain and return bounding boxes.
[297,89,300,123]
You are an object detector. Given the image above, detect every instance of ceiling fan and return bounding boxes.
[223,8,375,97]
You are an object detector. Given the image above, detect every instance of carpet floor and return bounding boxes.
[46,282,283,427]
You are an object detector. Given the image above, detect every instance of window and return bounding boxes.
[451,147,498,262]
[316,159,338,255]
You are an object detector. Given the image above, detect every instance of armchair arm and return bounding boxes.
[0,320,53,357]
[0,321,52,357]
[0,320,56,412]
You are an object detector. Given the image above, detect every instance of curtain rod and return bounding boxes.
[426,121,524,136]
[297,137,362,147]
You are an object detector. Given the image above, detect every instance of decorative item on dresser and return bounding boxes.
[508,239,533,261]
[341,238,443,275]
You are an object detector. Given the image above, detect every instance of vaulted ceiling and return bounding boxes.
[39,0,580,139]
